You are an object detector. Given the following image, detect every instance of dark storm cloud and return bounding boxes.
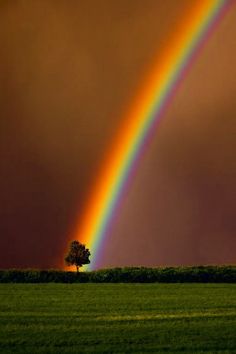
[0,0,235,268]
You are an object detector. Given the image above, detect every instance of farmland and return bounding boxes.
[0,283,236,353]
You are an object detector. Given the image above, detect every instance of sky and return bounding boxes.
[0,0,235,269]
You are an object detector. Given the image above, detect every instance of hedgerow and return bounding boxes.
[0,266,235,283]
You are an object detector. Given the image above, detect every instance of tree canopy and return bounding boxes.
[65,240,90,272]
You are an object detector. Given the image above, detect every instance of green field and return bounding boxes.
[0,284,236,353]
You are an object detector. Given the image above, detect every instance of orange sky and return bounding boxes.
[0,0,235,268]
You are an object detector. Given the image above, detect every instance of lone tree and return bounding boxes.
[65,240,90,272]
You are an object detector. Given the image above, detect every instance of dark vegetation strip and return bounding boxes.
[0,266,235,283]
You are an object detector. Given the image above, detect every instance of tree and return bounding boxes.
[65,240,90,272]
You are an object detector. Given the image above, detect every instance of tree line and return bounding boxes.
[0,266,235,283]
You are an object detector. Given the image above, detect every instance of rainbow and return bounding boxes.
[72,0,232,270]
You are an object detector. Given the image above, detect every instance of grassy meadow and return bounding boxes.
[0,283,236,353]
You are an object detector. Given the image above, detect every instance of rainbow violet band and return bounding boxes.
[71,0,233,270]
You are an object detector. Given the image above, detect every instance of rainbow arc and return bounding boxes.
[71,0,232,270]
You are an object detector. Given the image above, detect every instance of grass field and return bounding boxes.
[0,284,236,353]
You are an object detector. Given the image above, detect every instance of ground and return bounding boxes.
[0,283,236,353]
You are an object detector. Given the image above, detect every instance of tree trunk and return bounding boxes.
[76,265,79,273]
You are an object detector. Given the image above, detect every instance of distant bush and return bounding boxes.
[0,266,235,283]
